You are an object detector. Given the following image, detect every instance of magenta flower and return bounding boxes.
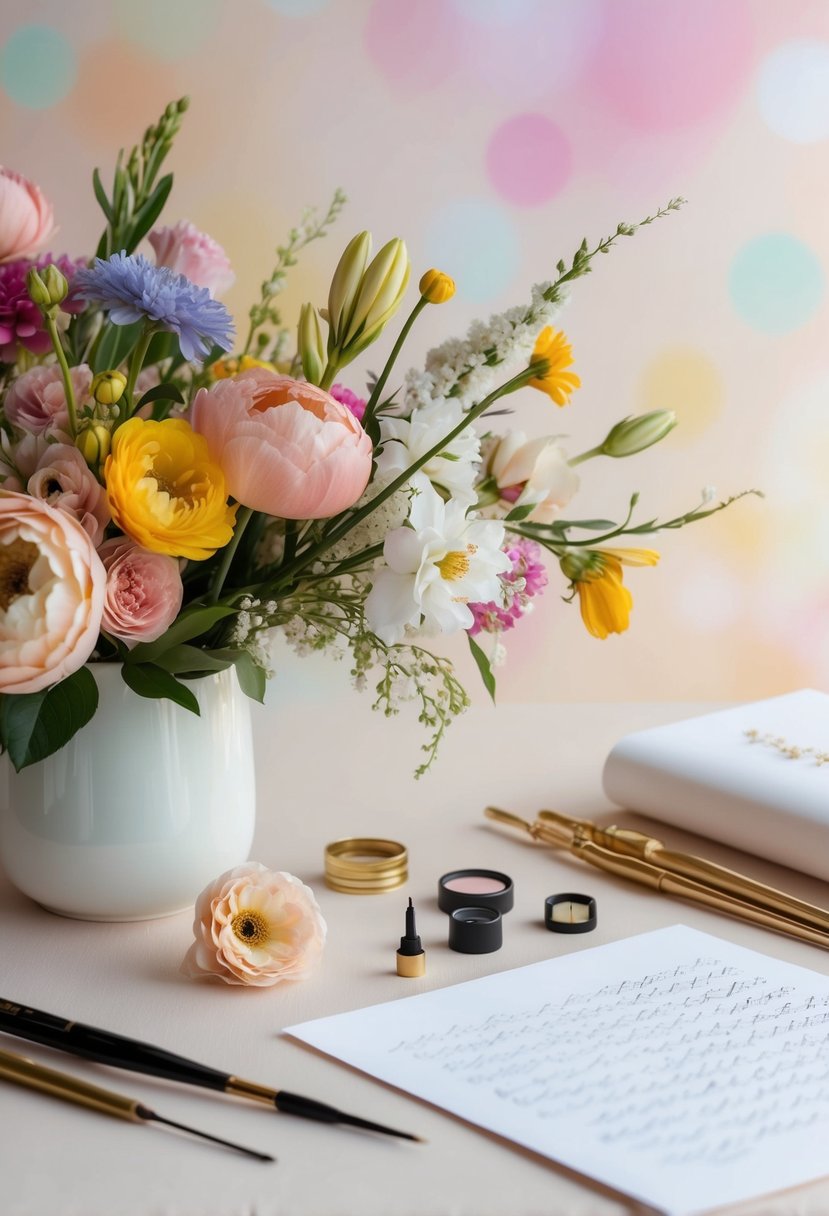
[468,536,548,637]
[330,382,367,422]
[0,254,86,363]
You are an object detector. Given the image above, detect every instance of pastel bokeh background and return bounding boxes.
[3,0,827,705]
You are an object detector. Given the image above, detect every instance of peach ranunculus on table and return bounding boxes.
[2,696,828,1216]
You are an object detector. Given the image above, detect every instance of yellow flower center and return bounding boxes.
[0,538,39,611]
[231,909,270,947]
[436,549,470,581]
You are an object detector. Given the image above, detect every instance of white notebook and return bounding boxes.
[602,689,829,881]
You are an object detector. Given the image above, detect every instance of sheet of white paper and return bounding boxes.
[285,927,829,1216]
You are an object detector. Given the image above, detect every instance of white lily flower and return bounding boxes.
[488,430,579,524]
[365,483,511,646]
[377,399,480,507]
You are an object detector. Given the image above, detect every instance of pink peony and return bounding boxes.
[27,444,111,546]
[5,363,91,436]
[181,862,327,987]
[0,490,105,693]
[190,371,372,519]
[97,537,183,645]
[0,169,55,263]
[149,220,235,297]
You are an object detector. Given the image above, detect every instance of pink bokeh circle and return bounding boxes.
[364,0,462,91]
[590,0,753,132]
[486,114,572,206]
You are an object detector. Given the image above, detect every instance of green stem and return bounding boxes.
[569,444,604,467]
[45,315,79,437]
[362,296,428,432]
[319,357,338,391]
[208,506,254,603]
[124,327,155,415]
[270,364,540,592]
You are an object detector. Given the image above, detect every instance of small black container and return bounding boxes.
[448,907,503,954]
[544,893,597,934]
[438,869,514,916]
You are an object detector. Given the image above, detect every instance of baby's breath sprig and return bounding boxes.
[241,188,347,359]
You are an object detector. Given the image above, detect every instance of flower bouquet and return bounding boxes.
[0,98,753,777]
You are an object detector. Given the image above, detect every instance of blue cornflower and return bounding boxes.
[74,252,234,362]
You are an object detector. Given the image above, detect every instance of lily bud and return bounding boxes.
[91,370,127,406]
[327,231,372,349]
[601,410,677,458]
[297,303,326,385]
[76,422,112,470]
[419,268,455,305]
[27,264,68,312]
[342,237,410,353]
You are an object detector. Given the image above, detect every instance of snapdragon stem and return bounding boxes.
[569,444,604,467]
[208,506,254,603]
[44,316,79,437]
[124,328,155,415]
[362,296,428,432]
[270,363,540,592]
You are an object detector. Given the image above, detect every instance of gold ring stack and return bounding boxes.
[324,838,408,894]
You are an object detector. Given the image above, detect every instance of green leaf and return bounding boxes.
[0,668,99,772]
[504,502,537,523]
[121,663,200,715]
[154,645,234,676]
[144,331,180,365]
[216,650,267,703]
[125,173,174,252]
[92,168,114,223]
[467,634,496,705]
[91,319,143,374]
[542,517,617,532]
[126,604,236,665]
[136,382,184,410]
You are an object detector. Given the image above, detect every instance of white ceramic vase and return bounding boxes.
[0,664,256,921]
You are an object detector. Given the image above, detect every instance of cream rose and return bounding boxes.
[0,491,105,694]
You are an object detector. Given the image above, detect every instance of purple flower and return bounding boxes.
[468,536,548,637]
[330,383,366,423]
[0,254,85,363]
[73,252,234,363]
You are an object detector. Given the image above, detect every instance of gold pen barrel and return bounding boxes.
[0,1049,141,1122]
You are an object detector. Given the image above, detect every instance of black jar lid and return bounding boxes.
[448,906,503,954]
[544,893,597,934]
[438,869,514,915]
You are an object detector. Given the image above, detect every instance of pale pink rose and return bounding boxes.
[489,431,580,525]
[27,444,110,546]
[97,538,183,645]
[0,168,55,263]
[182,862,327,988]
[0,431,53,489]
[149,220,235,297]
[0,490,105,694]
[5,363,92,436]
[190,372,372,519]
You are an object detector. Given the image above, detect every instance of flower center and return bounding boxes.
[0,538,39,611]
[436,545,475,582]
[231,909,270,947]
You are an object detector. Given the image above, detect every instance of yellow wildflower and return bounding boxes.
[419,268,455,304]
[528,327,581,406]
[104,417,237,561]
[211,355,275,380]
[560,548,659,639]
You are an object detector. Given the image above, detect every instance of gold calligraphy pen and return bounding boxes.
[0,1048,274,1161]
[484,806,829,949]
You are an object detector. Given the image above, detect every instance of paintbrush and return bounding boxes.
[0,998,422,1142]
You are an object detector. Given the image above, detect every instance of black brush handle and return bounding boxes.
[0,999,229,1092]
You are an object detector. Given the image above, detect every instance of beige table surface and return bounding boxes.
[2,690,829,1216]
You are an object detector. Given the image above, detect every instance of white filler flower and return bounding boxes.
[365,482,511,646]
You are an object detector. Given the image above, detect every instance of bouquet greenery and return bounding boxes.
[0,99,753,773]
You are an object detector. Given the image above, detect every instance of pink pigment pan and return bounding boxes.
[438,869,514,916]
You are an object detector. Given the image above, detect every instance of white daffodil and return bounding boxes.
[365,482,511,646]
[488,430,579,524]
[377,399,480,506]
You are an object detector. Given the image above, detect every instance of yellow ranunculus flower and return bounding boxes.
[560,548,659,639]
[419,268,455,304]
[528,327,581,406]
[104,417,237,561]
